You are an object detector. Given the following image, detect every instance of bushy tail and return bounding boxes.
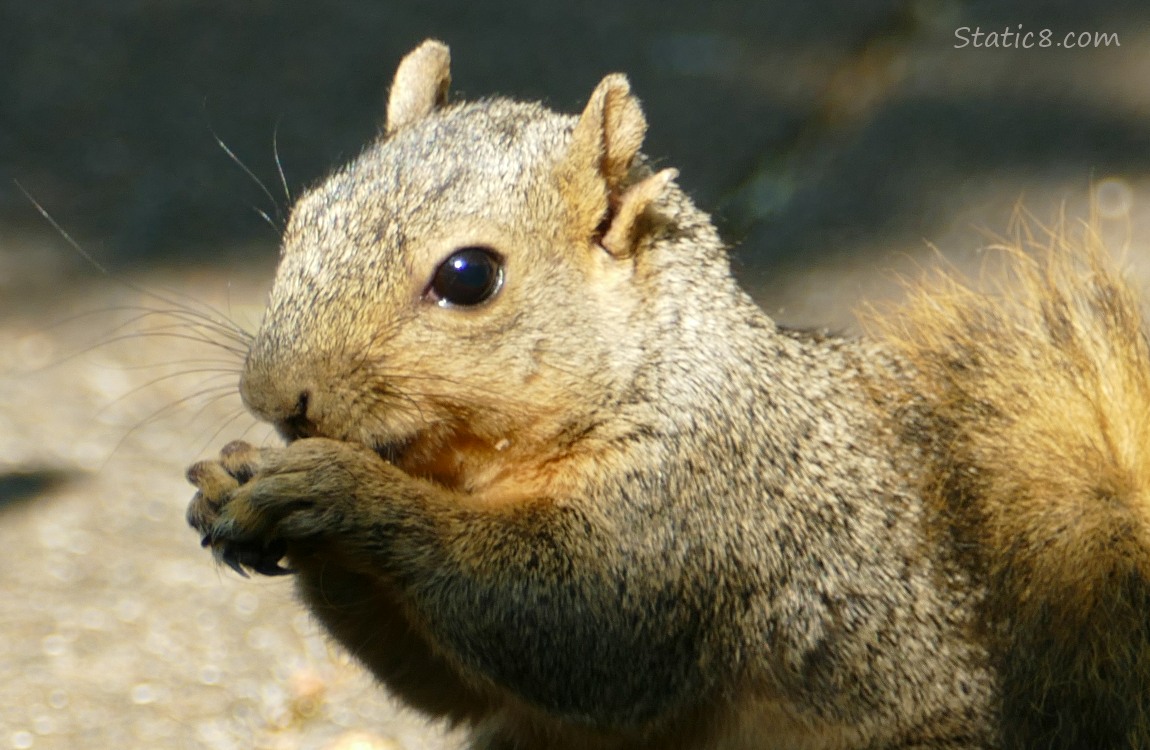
[872,217,1150,749]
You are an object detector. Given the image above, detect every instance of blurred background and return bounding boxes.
[2,1,1150,748]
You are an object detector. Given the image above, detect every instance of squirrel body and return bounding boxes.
[186,41,1150,749]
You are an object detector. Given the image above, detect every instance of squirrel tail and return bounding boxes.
[871,215,1150,749]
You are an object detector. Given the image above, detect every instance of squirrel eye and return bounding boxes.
[428,246,504,307]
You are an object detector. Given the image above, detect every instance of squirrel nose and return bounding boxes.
[278,391,319,440]
[239,363,320,440]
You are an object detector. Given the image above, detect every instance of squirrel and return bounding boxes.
[185,40,1150,749]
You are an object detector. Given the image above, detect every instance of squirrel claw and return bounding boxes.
[213,537,292,578]
[218,547,251,578]
[252,558,295,577]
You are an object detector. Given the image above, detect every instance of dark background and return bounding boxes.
[3,0,1148,290]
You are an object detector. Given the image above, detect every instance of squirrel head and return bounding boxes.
[240,40,680,491]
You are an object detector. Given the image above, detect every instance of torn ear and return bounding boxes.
[386,39,451,135]
[558,75,673,258]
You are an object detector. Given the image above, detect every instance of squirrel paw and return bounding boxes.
[186,439,294,577]
[185,438,380,577]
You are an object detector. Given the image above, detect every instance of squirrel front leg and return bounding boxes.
[188,439,498,723]
[186,437,724,731]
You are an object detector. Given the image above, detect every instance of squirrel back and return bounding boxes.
[872,223,1150,748]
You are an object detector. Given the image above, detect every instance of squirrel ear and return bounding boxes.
[559,75,670,258]
[568,74,647,191]
[600,167,678,258]
[386,39,451,135]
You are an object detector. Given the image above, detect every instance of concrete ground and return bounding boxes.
[4,2,1150,748]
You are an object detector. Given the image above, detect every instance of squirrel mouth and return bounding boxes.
[372,438,413,465]
[276,415,413,466]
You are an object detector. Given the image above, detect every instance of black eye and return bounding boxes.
[428,246,504,307]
